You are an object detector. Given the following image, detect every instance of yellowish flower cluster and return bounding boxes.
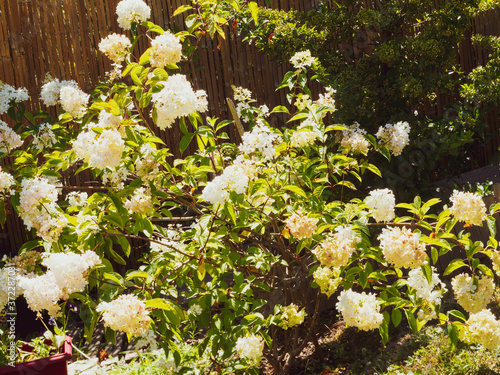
[378,226,426,269]
[313,266,341,297]
[449,190,487,226]
[365,188,395,223]
[281,303,307,329]
[125,187,154,215]
[451,273,495,313]
[491,251,500,277]
[285,212,318,240]
[461,309,500,350]
[313,226,360,268]
[97,294,151,336]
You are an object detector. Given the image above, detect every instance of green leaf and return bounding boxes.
[225,201,237,225]
[180,133,194,154]
[283,185,307,198]
[391,308,402,328]
[173,4,193,16]
[103,272,124,286]
[379,311,390,344]
[443,258,467,276]
[248,2,259,23]
[431,247,439,265]
[405,310,418,333]
[18,239,44,254]
[271,105,289,114]
[486,216,496,238]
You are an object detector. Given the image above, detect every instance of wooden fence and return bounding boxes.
[0,0,499,252]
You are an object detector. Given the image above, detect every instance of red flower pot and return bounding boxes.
[0,336,72,375]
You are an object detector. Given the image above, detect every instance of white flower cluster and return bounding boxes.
[314,226,360,268]
[407,267,445,321]
[0,168,15,194]
[19,177,67,242]
[285,211,318,240]
[67,191,88,207]
[125,187,154,215]
[407,267,445,306]
[99,110,123,132]
[239,120,282,159]
[281,303,307,329]
[201,164,249,205]
[336,289,383,331]
[449,190,487,226]
[290,128,318,148]
[235,334,264,363]
[33,122,57,151]
[116,0,151,30]
[18,251,100,317]
[233,86,253,102]
[151,74,207,130]
[313,266,341,297]
[134,329,158,350]
[339,123,370,154]
[451,273,495,313]
[102,166,129,190]
[150,32,182,68]
[0,81,29,114]
[461,309,500,350]
[365,188,395,223]
[40,79,89,118]
[290,50,315,69]
[73,126,125,170]
[375,121,410,156]
[187,304,202,316]
[97,294,151,336]
[378,227,426,269]
[314,87,336,112]
[135,144,160,182]
[99,33,131,63]
[0,120,23,154]
[491,251,500,277]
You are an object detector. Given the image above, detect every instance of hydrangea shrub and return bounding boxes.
[0,1,500,373]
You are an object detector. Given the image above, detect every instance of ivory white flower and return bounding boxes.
[449,190,487,225]
[125,187,154,215]
[33,122,57,151]
[461,309,500,350]
[314,226,360,268]
[336,289,383,331]
[285,212,318,240]
[376,121,410,156]
[97,294,151,336]
[451,273,494,313]
[339,123,370,154]
[0,169,15,194]
[378,227,426,269]
[365,188,395,223]
[150,32,182,68]
[290,50,315,69]
[235,334,264,362]
[116,0,151,30]
[239,120,282,159]
[201,164,250,205]
[0,81,28,114]
[151,75,207,130]
[59,85,89,119]
[407,267,445,306]
[99,33,131,63]
[0,120,23,153]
